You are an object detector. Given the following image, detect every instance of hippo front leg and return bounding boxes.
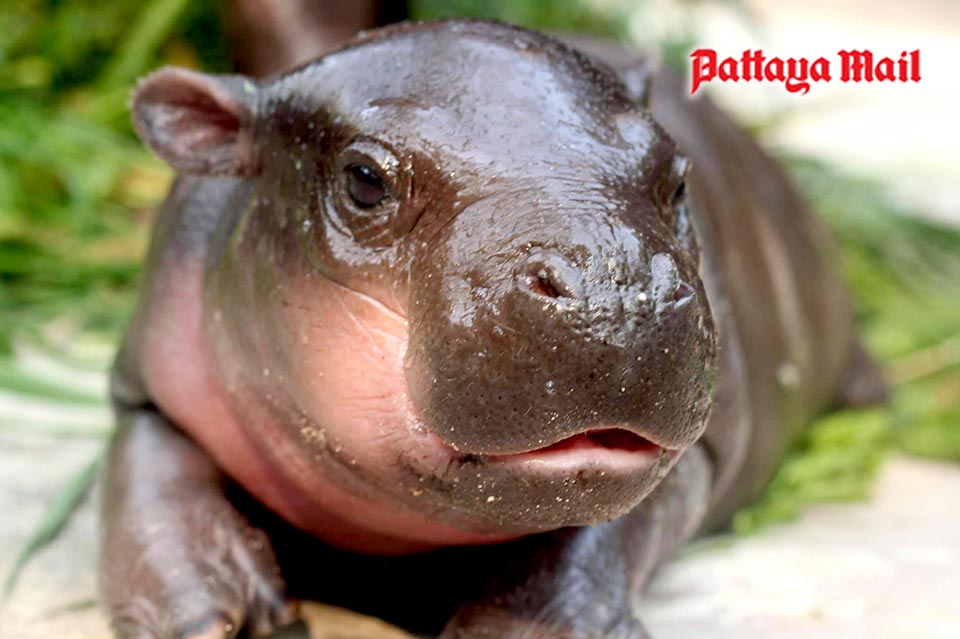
[99,408,297,639]
[443,446,713,639]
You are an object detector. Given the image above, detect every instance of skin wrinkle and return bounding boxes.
[332,290,395,347]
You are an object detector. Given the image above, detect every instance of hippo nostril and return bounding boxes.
[519,254,584,300]
[526,270,562,299]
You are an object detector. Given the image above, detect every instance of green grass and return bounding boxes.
[734,158,960,532]
[1,0,957,592]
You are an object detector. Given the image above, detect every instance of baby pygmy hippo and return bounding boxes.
[100,19,883,639]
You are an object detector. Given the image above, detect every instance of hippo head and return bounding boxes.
[132,21,717,546]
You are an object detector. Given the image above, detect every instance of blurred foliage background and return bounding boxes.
[1,0,958,584]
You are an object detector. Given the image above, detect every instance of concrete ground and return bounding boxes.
[640,456,960,639]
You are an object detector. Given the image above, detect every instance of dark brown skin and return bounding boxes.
[100,17,884,639]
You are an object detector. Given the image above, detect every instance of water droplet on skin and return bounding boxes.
[545,380,556,394]
[486,495,497,503]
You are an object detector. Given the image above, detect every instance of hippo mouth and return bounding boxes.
[485,428,667,471]
[516,429,660,455]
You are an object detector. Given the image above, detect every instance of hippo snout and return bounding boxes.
[520,249,696,314]
[405,205,718,459]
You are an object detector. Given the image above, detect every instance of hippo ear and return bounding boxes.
[132,67,260,176]
[620,54,659,108]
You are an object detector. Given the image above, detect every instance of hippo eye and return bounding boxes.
[345,164,389,208]
[328,139,412,247]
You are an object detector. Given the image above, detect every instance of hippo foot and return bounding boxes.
[104,494,297,639]
[100,412,298,639]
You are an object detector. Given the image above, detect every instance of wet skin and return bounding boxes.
[100,18,884,639]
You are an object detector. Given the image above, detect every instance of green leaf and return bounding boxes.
[2,449,105,598]
[0,359,105,405]
[734,408,892,534]
[98,0,196,89]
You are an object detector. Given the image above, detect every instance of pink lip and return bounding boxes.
[498,428,660,458]
[484,428,668,473]
[412,404,670,474]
